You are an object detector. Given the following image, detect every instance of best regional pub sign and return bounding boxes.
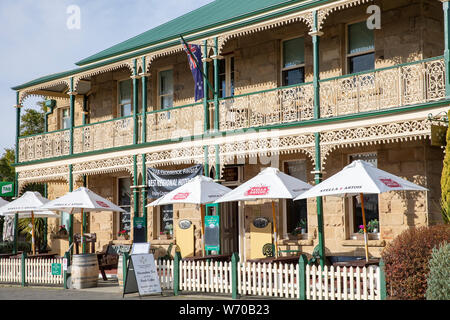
[0,182,14,197]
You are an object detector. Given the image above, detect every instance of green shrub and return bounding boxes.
[381,225,450,300]
[0,241,31,254]
[426,242,450,300]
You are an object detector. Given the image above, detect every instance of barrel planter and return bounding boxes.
[71,254,99,289]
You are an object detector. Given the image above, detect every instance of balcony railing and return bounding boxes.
[218,83,315,132]
[320,57,446,117]
[146,103,204,142]
[18,129,70,162]
[73,116,134,154]
[16,56,446,163]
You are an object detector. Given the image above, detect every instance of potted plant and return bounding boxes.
[291,219,307,238]
[118,230,129,240]
[367,219,379,233]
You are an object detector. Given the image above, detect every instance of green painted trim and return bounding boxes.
[173,251,182,296]
[122,253,129,291]
[69,78,75,156]
[298,254,308,300]
[146,102,203,115]
[320,55,444,84]
[82,176,87,253]
[14,99,450,167]
[68,164,74,255]
[443,2,450,98]
[314,133,325,269]
[12,0,335,91]
[13,213,18,255]
[133,59,139,146]
[214,37,220,132]
[21,252,27,287]
[231,252,239,299]
[133,155,139,219]
[203,40,210,133]
[19,128,70,140]
[63,252,70,289]
[44,104,56,133]
[379,258,387,300]
[142,56,148,144]
[15,92,21,162]
[141,154,148,242]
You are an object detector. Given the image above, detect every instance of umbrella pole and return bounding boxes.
[31,211,36,255]
[271,201,278,258]
[359,193,369,262]
[81,208,85,254]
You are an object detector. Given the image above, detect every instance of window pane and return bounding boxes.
[63,116,71,130]
[118,178,131,236]
[160,95,173,109]
[349,53,375,73]
[282,67,305,86]
[121,103,132,117]
[159,70,173,96]
[160,204,174,236]
[348,21,374,54]
[230,57,235,97]
[285,161,308,234]
[119,79,132,104]
[283,37,304,68]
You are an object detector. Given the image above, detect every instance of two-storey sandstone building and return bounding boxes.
[11,0,449,260]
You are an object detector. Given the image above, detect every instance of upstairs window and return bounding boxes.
[347,21,375,74]
[218,55,235,98]
[282,37,305,86]
[158,69,173,109]
[61,108,70,130]
[118,79,132,117]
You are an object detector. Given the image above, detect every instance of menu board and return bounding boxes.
[123,254,161,297]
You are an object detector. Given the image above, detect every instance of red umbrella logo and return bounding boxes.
[245,186,270,196]
[380,178,401,188]
[172,192,190,200]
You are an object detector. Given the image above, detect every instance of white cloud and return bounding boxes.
[0,0,213,151]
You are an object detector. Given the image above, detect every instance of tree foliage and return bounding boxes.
[426,242,450,300]
[441,109,450,224]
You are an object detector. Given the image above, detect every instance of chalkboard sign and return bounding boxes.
[204,216,220,251]
[123,254,162,297]
[107,244,132,255]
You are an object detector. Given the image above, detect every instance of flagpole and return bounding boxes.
[180,35,215,96]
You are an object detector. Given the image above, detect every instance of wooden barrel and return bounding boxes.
[71,254,99,289]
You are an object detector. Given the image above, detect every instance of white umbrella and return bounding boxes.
[147,175,232,257]
[215,167,312,258]
[0,197,9,208]
[41,187,126,253]
[295,160,428,261]
[0,192,59,255]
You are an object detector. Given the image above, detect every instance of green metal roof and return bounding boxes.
[13,0,323,91]
[76,0,303,66]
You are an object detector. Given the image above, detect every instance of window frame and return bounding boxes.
[345,20,376,75]
[157,67,174,110]
[218,54,235,98]
[280,36,306,87]
[116,176,132,239]
[346,152,380,240]
[158,204,174,240]
[117,78,133,118]
[282,159,309,239]
[60,107,71,130]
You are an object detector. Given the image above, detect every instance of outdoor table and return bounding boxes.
[183,254,232,263]
[247,255,301,264]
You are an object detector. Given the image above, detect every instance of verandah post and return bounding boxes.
[298,254,308,300]
[173,251,182,296]
[231,252,239,299]
[63,251,70,289]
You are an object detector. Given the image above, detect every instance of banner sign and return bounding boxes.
[204,215,220,252]
[0,182,14,197]
[147,164,203,198]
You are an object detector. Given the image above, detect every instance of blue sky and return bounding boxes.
[0,0,213,154]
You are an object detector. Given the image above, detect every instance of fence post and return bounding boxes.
[298,254,308,300]
[122,252,129,291]
[21,252,27,287]
[173,252,182,296]
[231,252,240,299]
[63,252,70,289]
[379,258,387,300]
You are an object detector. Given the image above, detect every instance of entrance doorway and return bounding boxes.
[220,202,239,255]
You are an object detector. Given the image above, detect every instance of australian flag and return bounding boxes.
[182,42,205,101]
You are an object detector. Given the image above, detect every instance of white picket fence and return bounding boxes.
[306,265,380,300]
[156,259,174,290]
[180,260,232,294]
[25,258,64,285]
[0,258,64,285]
[173,260,381,300]
[0,258,21,283]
